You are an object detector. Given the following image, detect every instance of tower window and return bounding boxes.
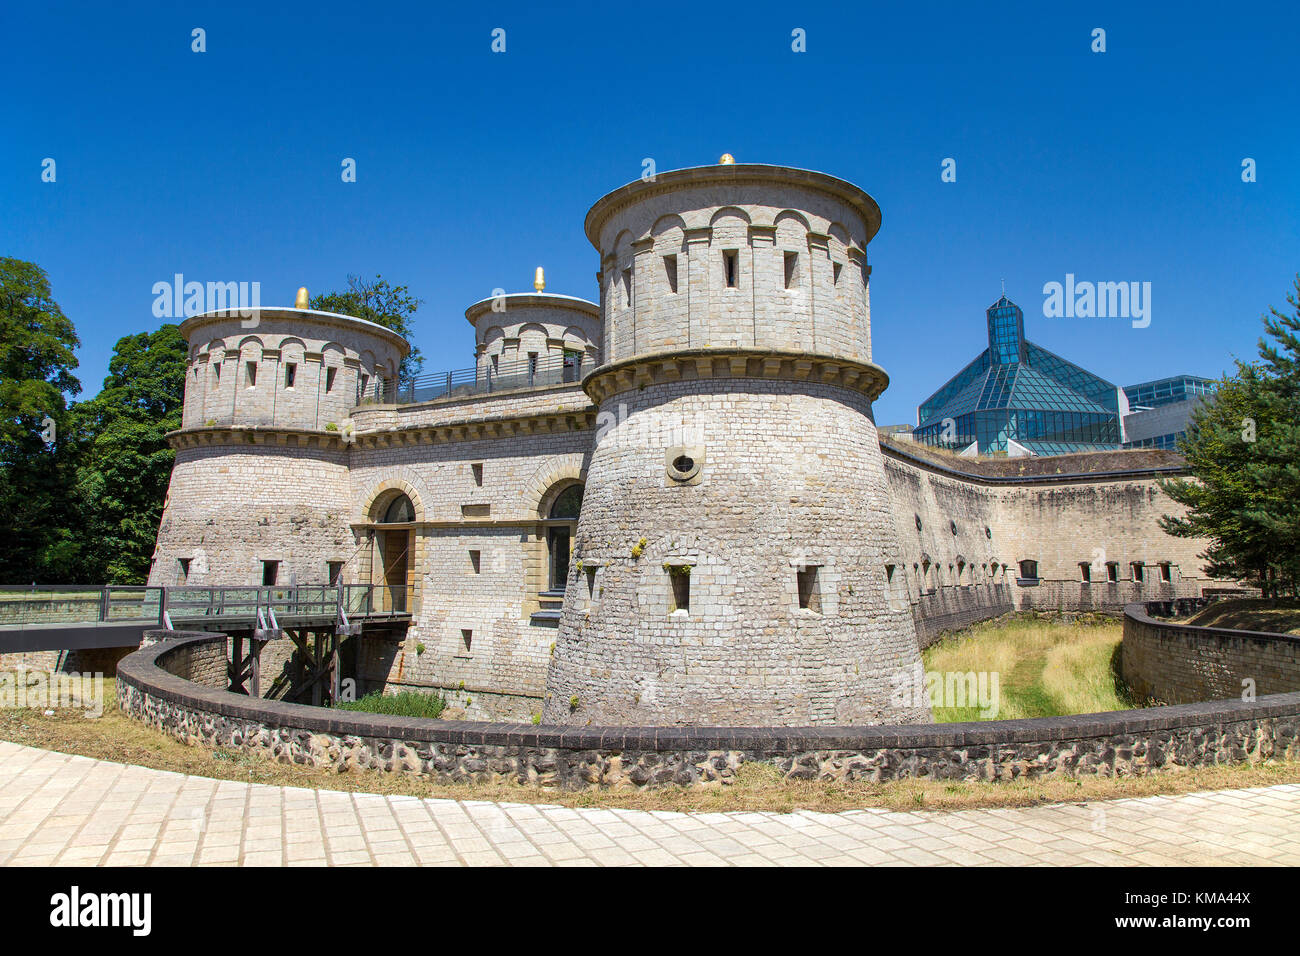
[178,558,191,582]
[461,629,473,652]
[622,267,633,308]
[1080,562,1091,583]
[1131,562,1145,583]
[325,367,336,392]
[723,249,738,288]
[471,462,483,486]
[328,561,344,585]
[1018,560,1038,581]
[668,567,691,613]
[1159,562,1172,583]
[245,361,257,387]
[832,261,843,285]
[261,560,279,586]
[469,550,481,573]
[664,255,678,294]
[213,362,220,382]
[1106,561,1119,582]
[359,373,370,399]
[784,251,799,289]
[797,566,822,613]
[284,363,297,388]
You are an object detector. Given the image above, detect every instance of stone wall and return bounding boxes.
[1122,603,1300,704]
[119,631,1300,790]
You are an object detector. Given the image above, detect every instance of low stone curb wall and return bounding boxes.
[1122,602,1300,705]
[117,629,1300,789]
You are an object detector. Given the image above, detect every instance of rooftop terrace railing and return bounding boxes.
[363,351,586,407]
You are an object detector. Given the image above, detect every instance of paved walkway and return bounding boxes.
[2,742,1298,866]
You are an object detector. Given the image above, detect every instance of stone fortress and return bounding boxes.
[148,159,1211,727]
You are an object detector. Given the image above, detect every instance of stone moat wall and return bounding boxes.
[1122,603,1300,705]
[117,620,1300,790]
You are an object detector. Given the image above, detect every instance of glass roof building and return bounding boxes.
[914,296,1122,456]
[1123,375,1216,410]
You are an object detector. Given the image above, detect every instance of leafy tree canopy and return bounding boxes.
[310,274,424,389]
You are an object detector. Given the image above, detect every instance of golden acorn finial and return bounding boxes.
[719,153,735,165]
[294,287,309,308]
[534,267,545,292]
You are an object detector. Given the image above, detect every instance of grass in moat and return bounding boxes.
[3,674,1300,814]
[921,614,1136,722]
[1184,597,1300,635]
[336,689,447,719]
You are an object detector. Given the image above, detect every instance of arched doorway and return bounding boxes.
[375,492,415,612]
[545,483,583,592]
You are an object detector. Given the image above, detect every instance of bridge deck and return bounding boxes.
[0,585,412,654]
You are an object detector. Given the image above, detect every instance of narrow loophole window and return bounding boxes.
[1132,562,1145,582]
[669,568,690,613]
[1159,562,1172,583]
[471,462,483,486]
[723,249,738,288]
[469,550,481,573]
[284,362,296,388]
[784,251,798,289]
[1080,562,1091,583]
[178,558,191,582]
[461,629,472,652]
[245,361,257,387]
[797,566,822,613]
[623,267,633,307]
[832,261,843,285]
[325,367,336,392]
[664,254,678,294]
[1106,562,1119,582]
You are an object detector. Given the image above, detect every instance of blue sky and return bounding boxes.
[3,1,1297,426]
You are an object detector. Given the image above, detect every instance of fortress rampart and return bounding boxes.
[147,162,1217,726]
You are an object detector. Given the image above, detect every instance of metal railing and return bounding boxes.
[0,584,414,630]
[363,352,585,406]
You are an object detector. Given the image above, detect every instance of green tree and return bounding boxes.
[0,258,81,582]
[310,274,424,391]
[69,324,188,583]
[1159,276,1300,597]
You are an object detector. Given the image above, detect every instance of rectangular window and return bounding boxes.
[359,373,370,400]
[469,550,481,573]
[723,249,738,288]
[1080,562,1091,583]
[797,566,822,613]
[459,629,473,653]
[213,362,220,382]
[528,352,538,380]
[784,251,799,289]
[245,361,257,387]
[664,254,678,294]
[471,462,483,486]
[1159,562,1172,583]
[325,367,336,392]
[261,560,279,586]
[622,267,633,308]
[284,362,296,388]
[178,558,191,582]
[1132,562,1144,583]
[832,261,843,285]
[1106,562,1119,583]
[327,561,343,586]
[669,567,690,613]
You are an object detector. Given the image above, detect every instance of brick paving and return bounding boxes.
[1,741,1296,867]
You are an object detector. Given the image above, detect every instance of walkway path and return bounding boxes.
[2,742,1297,866]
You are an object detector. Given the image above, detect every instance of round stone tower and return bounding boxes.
[542,163,929,727]
[150,303,408,588]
